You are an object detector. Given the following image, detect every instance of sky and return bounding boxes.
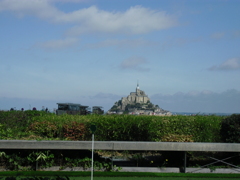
[0,0,240,114]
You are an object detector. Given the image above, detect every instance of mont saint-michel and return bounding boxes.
[108,83,172,115]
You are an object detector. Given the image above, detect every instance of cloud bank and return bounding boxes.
[151,89,240,113]
[1,89,239,114]
[0,0,177,35]
[209,58,240,71]
[211,32,225,39]
[120,57,150,72]
[37,38,79,50]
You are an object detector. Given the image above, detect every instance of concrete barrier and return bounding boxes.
[0,140,239,173]
[0,140,239,152]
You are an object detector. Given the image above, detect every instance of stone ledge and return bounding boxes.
[1,140,240,152]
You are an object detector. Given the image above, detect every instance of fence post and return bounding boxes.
[183,151,186,173]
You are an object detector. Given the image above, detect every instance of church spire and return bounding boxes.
[137,81,139,89]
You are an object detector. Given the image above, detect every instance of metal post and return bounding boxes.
[183,151,186,173]
[90,124,96,180]
[91,133,94,180]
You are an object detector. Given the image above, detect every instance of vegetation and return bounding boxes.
[220,114,240,143]
[0,149,119,171]
[110,100,158,113]
[0,111,239,171]
[0,111,225,142]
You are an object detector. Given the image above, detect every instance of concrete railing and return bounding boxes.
[0,140,240,152]
[1,140,240,173]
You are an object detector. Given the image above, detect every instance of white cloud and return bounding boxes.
[66,6,177,35]
[209,58,240,71]
[49,0,85,3]
[0,0,177,35]
[0,0,62,19]
[83,38,158,50]
[233,30,240,38]
[120,57,150,72]
[90,93,121,100]
[187,90,201,96]
[211,32,225,39]
[37,38,79,50]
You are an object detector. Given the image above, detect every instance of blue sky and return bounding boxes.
[0,0,240,113]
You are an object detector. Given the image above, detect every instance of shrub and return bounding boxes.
[28,121,58,138]
[152,115,222,142]
[161,134,194,142]
[63,121,86,140]
[0,111,224,142]
[90,115,156,141]
[220,114,240,143]
[0,111,48,128]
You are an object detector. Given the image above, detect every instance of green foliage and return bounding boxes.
[147,103,154,109]
[125,103,144,110]
[27,150,55,169]
[1,176,70,180]
[220,114,240,143]
[89,115,222,142]
[0,150,54,170]
[28,121,58,138]
[109,105,118,111]
[0,111,224,142]
[0,110,48,128]
[0,110,51,139]
[64,157,91,169]
[89,115,157,141]
[63,121,86,140]
[1,151,28,170]
[63,156,119,171]
[0,150,120,172]
[150,115,222,142]
[0,124,14,139]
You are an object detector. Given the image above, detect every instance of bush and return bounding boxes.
[161,134,194,142]
[63,121,86,140]
[220,114,240,143]
[0,110,49,134]
[28,121,58,138]
[90,115,157,141]
[151,115,222,142]
[0,111,224,142]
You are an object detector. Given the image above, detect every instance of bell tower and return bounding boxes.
[136,81,140,95]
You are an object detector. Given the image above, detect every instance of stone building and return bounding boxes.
[108,83,172,115]
[121,83,150,110]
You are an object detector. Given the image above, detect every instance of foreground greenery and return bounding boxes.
[0,110,227,142]
[0,111,239,172]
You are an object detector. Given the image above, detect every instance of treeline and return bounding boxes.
[0,110,239,143]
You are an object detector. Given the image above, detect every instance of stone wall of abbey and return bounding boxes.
[120,84,150,110]
[108,83,172,115]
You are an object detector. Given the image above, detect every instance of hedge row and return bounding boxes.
[0,111,230,142]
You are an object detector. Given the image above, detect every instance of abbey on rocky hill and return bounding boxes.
[108,83,171,115]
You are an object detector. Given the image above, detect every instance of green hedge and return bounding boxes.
[220,114,240,143]
[89,115,222,142]
[0,111,224,142]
